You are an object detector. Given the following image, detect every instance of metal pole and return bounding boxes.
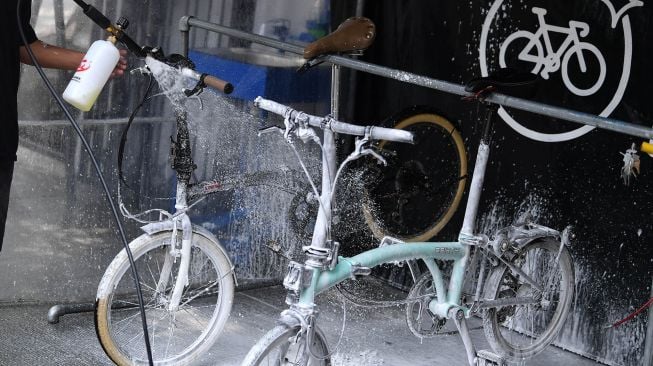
[644,277,653,365]
[179,15,191,57]
[179,17,653,140]
[53,0,66,47]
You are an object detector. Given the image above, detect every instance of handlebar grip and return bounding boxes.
[203,75,234,95]
[254,97,290,116]
[328,121,413,143]
[642,141,653,155]
[181,68,234,94]
[369,126,414,144]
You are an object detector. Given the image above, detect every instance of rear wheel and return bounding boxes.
[242,324,331,365]
[482,239,574,360]
[363,111,467,242]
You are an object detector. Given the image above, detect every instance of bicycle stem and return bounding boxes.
[309,127,337,248]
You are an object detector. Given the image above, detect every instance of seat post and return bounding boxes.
[481,103,498,145]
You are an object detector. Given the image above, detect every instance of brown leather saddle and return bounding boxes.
[299,17,376,72]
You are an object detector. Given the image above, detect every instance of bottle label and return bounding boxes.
[76,59,91,72]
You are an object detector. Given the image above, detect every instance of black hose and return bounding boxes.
[16,1,154,364]
[119,74,154,188]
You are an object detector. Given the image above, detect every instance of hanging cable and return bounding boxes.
[610,297,653,328]
[118,73,154,188]
[16,1,154,364]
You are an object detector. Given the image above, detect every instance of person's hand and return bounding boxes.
[111,49,128,78]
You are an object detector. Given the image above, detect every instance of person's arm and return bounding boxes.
[16,0,127,77]
[19,41,82,70]
[19,41,128,77]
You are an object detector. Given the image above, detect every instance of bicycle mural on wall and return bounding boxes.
[499,6,606,97]
[479,0,643,142]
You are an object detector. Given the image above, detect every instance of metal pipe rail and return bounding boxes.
[179,16,653,140]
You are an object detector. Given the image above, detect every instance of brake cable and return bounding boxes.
[16,1,154,364]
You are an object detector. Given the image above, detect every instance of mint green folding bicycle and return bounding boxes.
[242,81,575,365]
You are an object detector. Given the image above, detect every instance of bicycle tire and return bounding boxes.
[362,110,467,242]
[95,231,234,366]
[482,238,575,361]
[241,323,331,366]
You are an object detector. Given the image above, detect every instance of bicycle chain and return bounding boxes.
[335,284,435,308]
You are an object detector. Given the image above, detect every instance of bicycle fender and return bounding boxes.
[140,221,238,286]
[506,224,572,249]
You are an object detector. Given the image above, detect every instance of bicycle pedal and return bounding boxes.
[476,350,505,366]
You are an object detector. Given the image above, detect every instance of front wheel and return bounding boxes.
[95,231,235,366]
[241,324,331,365]
[561,42,606,96]
[482,238,575,361]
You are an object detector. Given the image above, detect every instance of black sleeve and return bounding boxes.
[16,0,38,47]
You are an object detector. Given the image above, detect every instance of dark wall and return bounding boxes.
[334,1,653,364]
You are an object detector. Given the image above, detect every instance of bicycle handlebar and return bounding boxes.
[181,68,234,95]
[254,97,414,144]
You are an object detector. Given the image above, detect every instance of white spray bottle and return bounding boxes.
[63,36,120,112]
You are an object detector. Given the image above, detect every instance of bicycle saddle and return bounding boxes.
[465,68,539,93]
[303,17,376,60]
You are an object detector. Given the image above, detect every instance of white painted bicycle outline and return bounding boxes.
[479,0,643,142]
[499,7,606,97]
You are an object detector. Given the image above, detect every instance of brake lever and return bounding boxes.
[258,125,285,136]
[347,130,387,165]
[130,65,151,75]
[364,148,387,166]
[183,81,204,97]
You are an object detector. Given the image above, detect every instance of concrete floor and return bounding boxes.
[0,284,602,366]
